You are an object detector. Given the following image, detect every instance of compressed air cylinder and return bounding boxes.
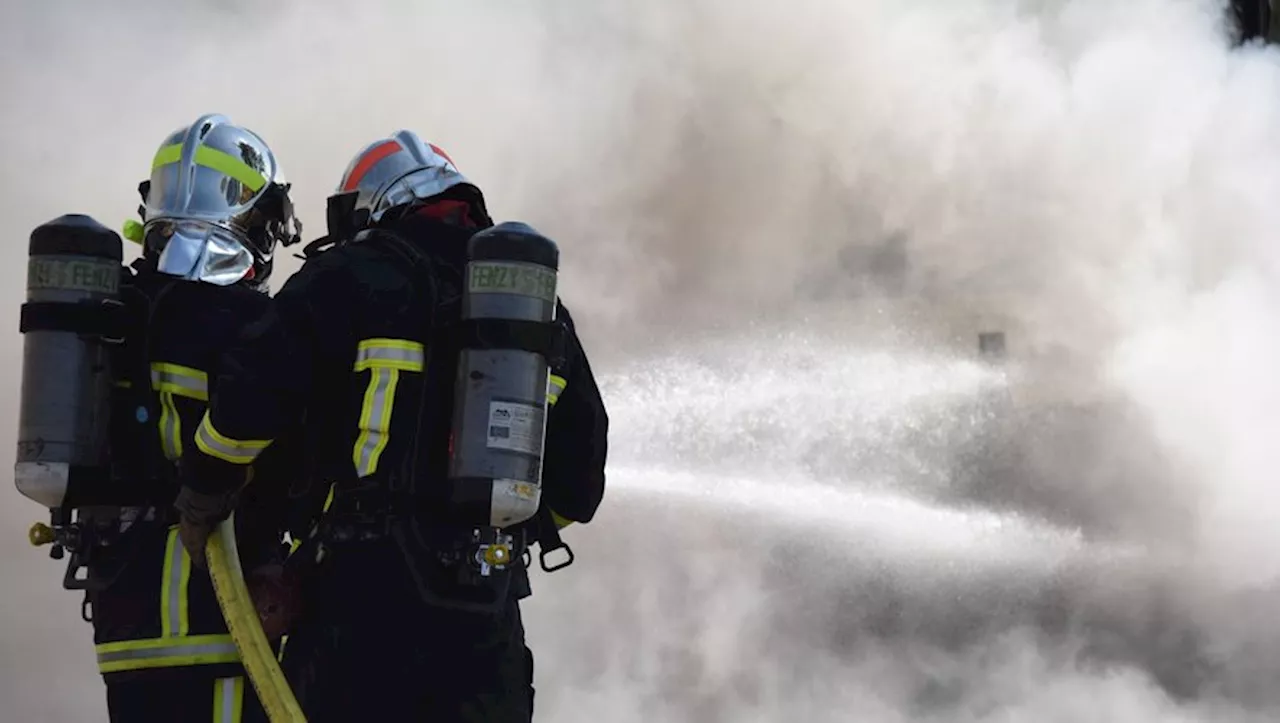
[448,222,559,528]
[15,215,123,508]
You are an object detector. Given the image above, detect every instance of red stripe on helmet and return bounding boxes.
[342,140,402,192]
[428,143,456,168]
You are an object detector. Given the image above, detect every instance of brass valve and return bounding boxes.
[480,543,512,567]
[28,521,55,547]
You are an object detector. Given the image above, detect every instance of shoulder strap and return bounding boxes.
[114,272,182,497]
[532,505,575,572]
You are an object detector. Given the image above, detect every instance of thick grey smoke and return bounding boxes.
[4,0,1280,720]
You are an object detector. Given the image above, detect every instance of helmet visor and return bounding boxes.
[149,220,254,286]
[372,165,471,221]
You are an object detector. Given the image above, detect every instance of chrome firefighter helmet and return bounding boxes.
[326,130,491,242]
[138,113,301,290]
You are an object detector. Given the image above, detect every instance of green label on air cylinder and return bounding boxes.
[468,261,556,303]
[27,257,119,295]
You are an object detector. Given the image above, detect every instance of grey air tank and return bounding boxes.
[15,215,124,508]
[447,222,560,528]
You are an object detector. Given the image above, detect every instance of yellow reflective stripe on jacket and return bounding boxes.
[354,338,426,372]
[152,143,267,193]
[213,676,245,723]
[149,363,209,460]
[151,362,209,401]
[95,634,240,673]
[353,368,401,476]
[95,529,241,674]
[323,481,337,513]
[195,412,272,465]
[161,526,192,637]
[352,339,425,477]
[157,391,183,459]
[548,374,566,407]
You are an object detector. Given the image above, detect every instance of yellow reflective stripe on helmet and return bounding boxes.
[213,676,245,723]
[354,338,425,372]
[548,374,567,407]
[151,362,209,401]
[353,368,401,477]
[95,634,240,674]
[152,143,267,193]
[352,339,423,477]
[160,526,193,637]
[195,412,272,465]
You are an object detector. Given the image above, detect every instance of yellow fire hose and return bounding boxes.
[205,512,307,722]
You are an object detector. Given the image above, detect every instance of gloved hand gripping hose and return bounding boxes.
[206,512,307,722]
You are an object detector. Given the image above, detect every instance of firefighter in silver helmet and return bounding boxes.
[173,129,609,722]
[89,113,301,723]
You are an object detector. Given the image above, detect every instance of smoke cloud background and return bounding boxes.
[4,0,1280,720]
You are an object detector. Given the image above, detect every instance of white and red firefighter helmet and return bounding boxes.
[329,130,490,237]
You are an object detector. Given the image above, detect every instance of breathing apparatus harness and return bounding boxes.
[293,201,573,614]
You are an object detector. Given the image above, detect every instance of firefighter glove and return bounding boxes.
[174,485,238,569]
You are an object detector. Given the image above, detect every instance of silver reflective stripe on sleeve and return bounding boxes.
[150,363,210,460]
[355,338,426,372]
[351,338,426,478]
[194,412,272,465]
[353,367,400,477]
[157,390,183,459]
[150,363,210,401]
